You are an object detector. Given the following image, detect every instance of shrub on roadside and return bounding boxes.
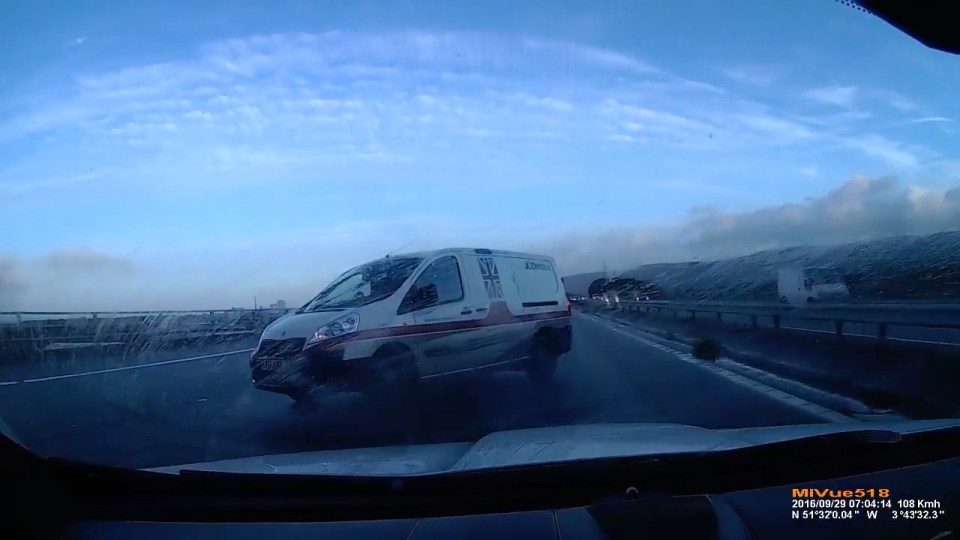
[692,338,723,361]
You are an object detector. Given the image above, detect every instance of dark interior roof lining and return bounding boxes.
[847,0,960,55]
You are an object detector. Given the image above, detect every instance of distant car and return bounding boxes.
[249,248,573,412]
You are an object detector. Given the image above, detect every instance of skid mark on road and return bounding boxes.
[0,348,255,386]
[578,314,855,423]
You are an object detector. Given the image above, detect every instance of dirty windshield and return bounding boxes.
[302,257,422,311]
[0,0,958,477]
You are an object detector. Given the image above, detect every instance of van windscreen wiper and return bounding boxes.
[302,306,348,313]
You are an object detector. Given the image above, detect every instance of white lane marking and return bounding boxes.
[577,313,854,423]
[0,348,255,386]
[420,357,529,379]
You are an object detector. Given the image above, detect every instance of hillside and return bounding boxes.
[560,272,607,296]
[563,231,960,301]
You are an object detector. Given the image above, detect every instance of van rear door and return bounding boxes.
[512,257,563,308]
[489,255,564,363]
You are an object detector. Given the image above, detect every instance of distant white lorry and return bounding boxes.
[778,267,850,305]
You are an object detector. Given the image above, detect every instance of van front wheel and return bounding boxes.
[361,345,420,435]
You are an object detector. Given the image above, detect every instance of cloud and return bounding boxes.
[70,36,87,47]
[2,216,564,311]
[879,91,917,112]
[910,117,952,124]
[1,31,952,310]
[7,176,960,311]
[0,31,932,200]
[40,248,135,275]
[535,176,960,275]
[803,85,858,108]
[0,32,667,196]
[0,255,24,311]
[0,249,135,311]
[840,134,920,168]
[718,65,778,87]
[735,113,814,143]
[643,179,734,194]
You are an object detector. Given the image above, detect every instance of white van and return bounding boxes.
[249,248,573,411]
[777,267,850,305]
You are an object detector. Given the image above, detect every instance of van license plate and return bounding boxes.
[263,360,283,370]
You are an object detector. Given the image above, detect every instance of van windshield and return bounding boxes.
[302,257,423,311]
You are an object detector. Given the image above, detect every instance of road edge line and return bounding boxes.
[577,312,857,423]
[0,348,255,386]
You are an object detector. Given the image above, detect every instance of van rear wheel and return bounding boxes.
[525,334,558,382]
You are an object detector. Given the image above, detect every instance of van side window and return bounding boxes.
[398,256,464,314]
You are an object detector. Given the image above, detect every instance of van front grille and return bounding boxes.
[253,338,306,361]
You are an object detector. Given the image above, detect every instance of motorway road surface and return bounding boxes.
[0,313,832,469]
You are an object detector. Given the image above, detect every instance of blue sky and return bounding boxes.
[1,0,959,311]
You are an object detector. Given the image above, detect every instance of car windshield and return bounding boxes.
[1,1,958,482]
[302,257,422,310]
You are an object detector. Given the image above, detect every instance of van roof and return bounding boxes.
[389,247,556,261]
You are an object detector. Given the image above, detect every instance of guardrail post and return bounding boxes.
[772,315,780,330]
[716,312,722,322]
[835,320,845,341]
[751,315,758,329]
[877,322,887,341]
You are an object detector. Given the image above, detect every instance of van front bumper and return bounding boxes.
[250,339,364,397]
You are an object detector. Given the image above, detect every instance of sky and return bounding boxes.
[1,0,959,311]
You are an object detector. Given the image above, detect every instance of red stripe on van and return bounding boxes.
[348,301,569,342]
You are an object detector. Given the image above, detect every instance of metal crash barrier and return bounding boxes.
[592,298,960,342]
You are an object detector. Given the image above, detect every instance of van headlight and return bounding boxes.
[305,313,360,348]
